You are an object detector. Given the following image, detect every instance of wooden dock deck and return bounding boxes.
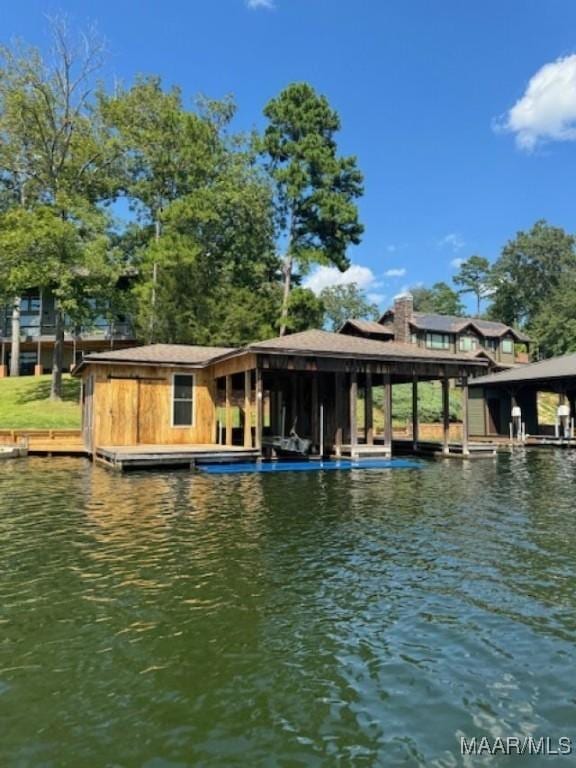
[95,444,261,471]
[393,438,497,459]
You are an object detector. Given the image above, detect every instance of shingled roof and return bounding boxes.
[74,343,235,371]
[246,329,486,365]
[378,309,531,342]
[339,318,395,337]
[470,353,576,387]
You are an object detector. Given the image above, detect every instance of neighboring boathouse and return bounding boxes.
[73,328,488,468]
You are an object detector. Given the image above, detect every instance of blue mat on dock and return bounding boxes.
[198,458,422,475]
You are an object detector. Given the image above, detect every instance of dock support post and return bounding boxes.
[383,371,392,457]
[311,375,319,451]
[412,373,419,451]
[255,367,263,453]
[350,371,358,450]
[461,373,470,457]
[244,370,252,448]
[225,375,233,446]
[442,373,450,456]
[365,371,373,445]
[335,372,343,457]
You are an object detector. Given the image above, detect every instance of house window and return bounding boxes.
[172,374,194,426]
[485,337,498,351]
[425,333,450,350]
[459,335,478,352]
[502,338,514,354]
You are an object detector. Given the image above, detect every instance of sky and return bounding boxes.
[4,0,576,312]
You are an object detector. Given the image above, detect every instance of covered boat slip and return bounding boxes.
[469,352,576,445]
[211,330,491,460]
[73,330,491,471]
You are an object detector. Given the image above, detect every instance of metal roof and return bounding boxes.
[470,353,576,387]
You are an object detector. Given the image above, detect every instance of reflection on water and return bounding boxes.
[1,452,576,766]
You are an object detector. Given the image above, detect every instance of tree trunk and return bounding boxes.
[50,305,64,400]
[279,253,293,337]
[10,296,21,377]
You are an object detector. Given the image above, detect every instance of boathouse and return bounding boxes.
[469,353,576,439]
[73,329,488,468]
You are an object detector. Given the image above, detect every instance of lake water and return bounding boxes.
[1,452,576,767]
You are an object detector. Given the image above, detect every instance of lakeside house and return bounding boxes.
[340,293,531,370]
[0,285,137,377]
[73,329,488,466]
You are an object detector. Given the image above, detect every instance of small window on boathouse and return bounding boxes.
[172,374,194,426]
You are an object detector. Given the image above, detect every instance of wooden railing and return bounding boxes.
[0,429,85,453]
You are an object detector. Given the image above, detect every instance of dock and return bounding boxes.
[94,444,261,471]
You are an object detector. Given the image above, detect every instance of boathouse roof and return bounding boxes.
[470,352,576,386]
[74,343,235,371]
[245,329,486,365]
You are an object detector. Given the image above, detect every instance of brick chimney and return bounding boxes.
[393,292,413,343]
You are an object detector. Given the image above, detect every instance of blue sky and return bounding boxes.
[5,0,576,312]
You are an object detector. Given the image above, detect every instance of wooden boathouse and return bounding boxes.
[73,329,489,468]
[468,352,576,444]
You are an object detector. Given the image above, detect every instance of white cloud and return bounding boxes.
[246,0,275,8]
[303,264,376,294]
[450,257,464,269]
[498,54,576,150]
[367,293,386,305]
[438,232,465,252]
[384,267,406,278]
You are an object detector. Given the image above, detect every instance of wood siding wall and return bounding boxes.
[85,364,216,447]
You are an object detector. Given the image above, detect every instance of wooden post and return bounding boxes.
[350,371,358,447]
[334,372,344,456]
[244,370,252,448]
[412,373,419,450]
[225,375,233,446]
[311,375,319,450]
[442,373,450,455]
[383,371,392,456]
[461,373,470,456]
[365,371,373,445]
[255,367,263,453]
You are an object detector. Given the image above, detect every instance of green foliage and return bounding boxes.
[453,255,492,316]
[370,381,461,425]
[320,282,378,330]
[411,282,464,316]
[529,275,576,358]
[0,21,124,397]
[260,83,363,333]
[286,287,325,332]
[488,220,576,329]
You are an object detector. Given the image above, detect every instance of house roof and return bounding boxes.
[73,343,235,372]
[339,319,394,336]
[470,353,576,387]
[378,309,531,342]
[245,328,487,366]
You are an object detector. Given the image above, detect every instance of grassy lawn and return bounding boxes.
[0,374,81,429]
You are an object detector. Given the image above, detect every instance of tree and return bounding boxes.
[0,20,121,397]
[286,287,325,332]
[411,282,464,315]
[319,282,378,330]
[488,220,576,328]
[102,79,279,347]
[453,255,492,316]
[528,275,576,358]
[260,83,363,335]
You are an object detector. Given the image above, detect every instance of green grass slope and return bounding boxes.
[0,374,81,429]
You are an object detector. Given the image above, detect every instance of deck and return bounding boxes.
[95,443,261,470]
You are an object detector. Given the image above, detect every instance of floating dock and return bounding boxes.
[94,443,261,471]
